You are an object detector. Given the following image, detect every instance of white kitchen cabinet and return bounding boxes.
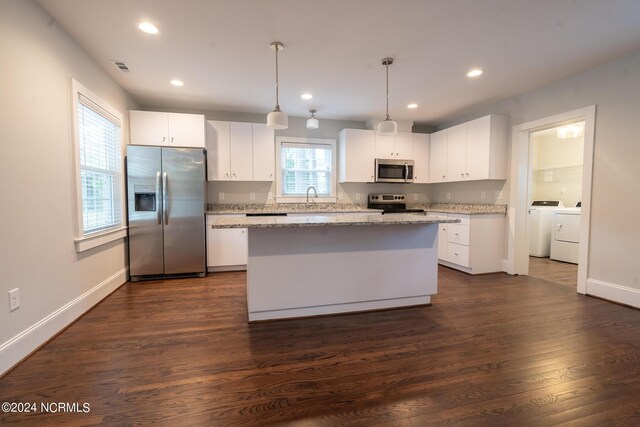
[431,212,505,274]
[207,215,247,271]
[446,123,468,181]
[229,122,253,181]
[252,123,275,181]
[129,110,205,147]
[338,129,375,183]
[465,115,508,180]
[412,133,430,183]
[206,120,275,182]
[428,130,448,183]
[374,131,413,159]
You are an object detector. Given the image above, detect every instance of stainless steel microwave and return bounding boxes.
[374,159,414,183]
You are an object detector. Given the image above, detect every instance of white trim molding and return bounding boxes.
[507,105,596,296]
[0,268,127,376]
[587,279,640,309]
[74,227,127,252]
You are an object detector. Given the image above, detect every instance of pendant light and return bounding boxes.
[377,57,397,136]
[306,109,319,129]
[266,42,288,129]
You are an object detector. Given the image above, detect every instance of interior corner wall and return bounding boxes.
[436,49,640,299]
[0,0,139,375]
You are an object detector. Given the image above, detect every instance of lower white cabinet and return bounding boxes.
[431,213,505,274]
[207,215,247,271]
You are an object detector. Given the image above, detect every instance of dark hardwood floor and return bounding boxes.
[1,266,640,426]
[528,256,578,287]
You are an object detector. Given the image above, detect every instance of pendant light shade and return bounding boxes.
[267,41,288,129]
[377,57,397,136]
[306,109,319,129]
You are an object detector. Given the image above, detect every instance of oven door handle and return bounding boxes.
[404,162,409,180]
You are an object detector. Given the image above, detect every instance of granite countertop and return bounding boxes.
[209,212,459,229]
[206,203,507,215]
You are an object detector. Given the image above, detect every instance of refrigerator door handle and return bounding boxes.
[163,172,169,225]
[156,171,162,225]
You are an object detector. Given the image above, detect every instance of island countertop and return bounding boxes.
[209,212,459,229]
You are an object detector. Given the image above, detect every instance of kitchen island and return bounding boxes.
[210,213,458,321]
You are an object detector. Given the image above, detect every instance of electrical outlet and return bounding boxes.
[481,191,486,200]
[9,288,19,312]
[249,192,256,201]
[560,187,566,194]
[219,192,224,201]
[446,192,451,201]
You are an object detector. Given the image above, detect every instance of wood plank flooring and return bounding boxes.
[1,266,640,426]
[528,256,578,287]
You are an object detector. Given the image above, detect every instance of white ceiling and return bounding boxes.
[37,0,640,124]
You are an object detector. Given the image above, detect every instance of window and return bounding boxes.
[275,137,337,202]
[71,80,126,251]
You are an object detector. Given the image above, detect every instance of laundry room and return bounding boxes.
[528,122,585,284]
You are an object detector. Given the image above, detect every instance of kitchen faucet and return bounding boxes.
[306,186,318,207]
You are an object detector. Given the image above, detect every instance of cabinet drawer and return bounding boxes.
[447,243,470,267]
[447,223,470,245]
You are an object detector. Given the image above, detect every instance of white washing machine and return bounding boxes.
[529,201,564,257]
[550,205,581,264]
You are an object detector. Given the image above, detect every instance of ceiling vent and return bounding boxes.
[111,60,131,72]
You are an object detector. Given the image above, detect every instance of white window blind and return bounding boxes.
[77,94,122,235]
[281,142,332,195]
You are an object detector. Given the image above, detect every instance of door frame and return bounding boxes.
[506,105,596,294]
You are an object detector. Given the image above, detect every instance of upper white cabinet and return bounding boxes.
[412,133,430,184]
[338,129,375,183]
[374,131,413,159]
[129,110,205,147]
[429,129,448,183]
[206,120,274,182]
[429,115,507,183]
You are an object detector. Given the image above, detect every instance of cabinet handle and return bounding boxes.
[371,175,374,180]
[391,152,394,156]
[442,175,445,179]
[162,137,166,142]
[396,152,399,156]
[225,173,229,177]
[232,173,236,177]
[454,252,459,256]
[171,137,174,143]
[466,172,469,177]
[461,173,464,177]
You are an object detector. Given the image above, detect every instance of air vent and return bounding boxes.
[111,60,131,72]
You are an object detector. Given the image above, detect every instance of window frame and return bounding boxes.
[275,136,337,203]
[70,79,127,252]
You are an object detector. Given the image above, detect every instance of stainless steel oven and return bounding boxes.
[374,159,414,183]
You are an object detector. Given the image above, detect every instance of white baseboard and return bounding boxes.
[0,268,127,376]
[587,278,640,309]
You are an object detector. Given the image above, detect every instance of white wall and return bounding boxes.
[0,0,139,374]
[436,48,640,299]
[531,128,584,207]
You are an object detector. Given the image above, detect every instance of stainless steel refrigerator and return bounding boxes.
[126,145,206,281]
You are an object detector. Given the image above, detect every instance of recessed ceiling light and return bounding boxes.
[301,93,313,100]
[467,68,483,78]
[138,22,159,34]
[170,79,184,87]
[407,103,418,109]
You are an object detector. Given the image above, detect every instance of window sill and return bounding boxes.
[275,196,337,204]
[75,227,127,253]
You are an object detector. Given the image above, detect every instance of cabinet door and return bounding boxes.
[374,133,395,158]
[394,132,414,159]
[129,111,169,145]
[229,122,253,180]
[447,223,470,246]
[412,133,430,183]
[447,243,470,267]
[465,116,491,180]
[446,123,467,182]
[438,218,448,261]
[429,130,448,183]
[207,228,248,267]
[206,120,231,181]
[252,123,275,181]
[168,113,205,148]
[338,129,375,182]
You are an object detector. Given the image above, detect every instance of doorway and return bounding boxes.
[507,106,596,294]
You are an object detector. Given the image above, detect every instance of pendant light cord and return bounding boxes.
[385,62,390,120]
[274,45,280,112]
